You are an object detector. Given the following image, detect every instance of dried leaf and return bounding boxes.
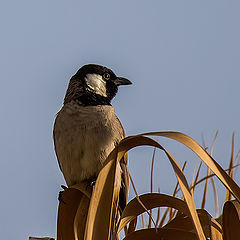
[142,132,240,201]
[123,228,198,240]
[191,161,202,195]
[118,193,191,233]
[163,209,222,240]
[148,148,156,228]
[57,183,91,240]
[223,200,240,240]
[225,133,235,202]
[201,130,218,210]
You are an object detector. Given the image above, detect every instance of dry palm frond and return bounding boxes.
[225,133,235,202]
[201,131,218,210]
[148,147,156,228]
[191,161,203,195]
[169,161,187,221]
[222,200,240,239]
[56,131,240,240]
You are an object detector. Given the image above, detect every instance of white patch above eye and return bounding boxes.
[85,74,107,97]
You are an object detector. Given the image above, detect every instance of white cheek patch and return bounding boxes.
[85,74,107,97]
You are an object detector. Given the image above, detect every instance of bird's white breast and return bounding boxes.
[54,102,124,187]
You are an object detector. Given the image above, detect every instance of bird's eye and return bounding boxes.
[103,73,110,80]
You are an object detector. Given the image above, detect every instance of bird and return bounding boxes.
[53,64,132,213]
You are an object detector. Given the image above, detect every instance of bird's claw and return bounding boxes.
[61,185,67,190]
[90,180,96,187]
[58,185,67,204]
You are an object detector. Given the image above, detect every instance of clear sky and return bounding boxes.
[0,1,240,239]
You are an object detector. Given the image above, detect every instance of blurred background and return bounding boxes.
[0,0,239,239]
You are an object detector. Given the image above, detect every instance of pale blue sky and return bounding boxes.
[0,1,240,239]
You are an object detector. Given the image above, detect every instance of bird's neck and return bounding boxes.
[73,93,112,106]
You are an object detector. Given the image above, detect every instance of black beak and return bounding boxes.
[113,77,132,86]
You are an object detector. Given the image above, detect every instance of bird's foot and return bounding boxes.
[89,175,97,187]
[84,176,97,190]
[61,185,67,190]
[90,180,96,187]
[58,185,68,204]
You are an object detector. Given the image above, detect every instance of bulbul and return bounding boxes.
[53,64,131,213]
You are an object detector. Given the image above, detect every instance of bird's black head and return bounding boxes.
[64,64,132,106]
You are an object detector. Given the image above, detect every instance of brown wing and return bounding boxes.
[114,115,129,213]
[119,154,129,213]
[53,111,63,173]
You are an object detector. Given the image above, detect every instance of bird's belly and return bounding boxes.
[54,104,124,187]
[56,120,116,186]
